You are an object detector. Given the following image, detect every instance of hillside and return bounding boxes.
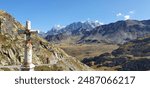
[82,36,150,71]
[0,10,92,71]
[45,20,150,44]
[56,44,118,60]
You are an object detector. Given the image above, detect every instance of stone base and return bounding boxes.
[20,63,35,71]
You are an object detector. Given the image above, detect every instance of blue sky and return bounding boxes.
[0,0,150,32]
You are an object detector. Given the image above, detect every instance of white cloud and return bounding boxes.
[129,11,134,14]
[116,13,122,17]
[124,15,130,20]
[116,11,135,20]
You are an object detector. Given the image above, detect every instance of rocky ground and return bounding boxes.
[82,36,150,71]
[0,10,92,71]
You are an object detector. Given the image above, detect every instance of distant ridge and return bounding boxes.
[44,19,150,44]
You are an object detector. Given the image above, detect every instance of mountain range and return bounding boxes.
[44,21,102,43]
[43,17,150,71]
[46,21,101,35]
[44,20,150,44]
[0,10,149,71]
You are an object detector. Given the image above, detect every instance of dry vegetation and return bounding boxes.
[56,43,119,60]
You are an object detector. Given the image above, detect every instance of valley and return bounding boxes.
[56,43,119,60]
[82,36,150,71]
[0,10,150,71]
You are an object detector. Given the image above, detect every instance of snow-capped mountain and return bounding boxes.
[46,20,102,35]
[44,20,103,43]
[63,21,101,32]
[45,19,150,44]
[46,25,65,35]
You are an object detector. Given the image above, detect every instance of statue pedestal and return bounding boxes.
[20,63,35,71]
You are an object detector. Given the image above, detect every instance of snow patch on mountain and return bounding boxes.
[46,20,103,35]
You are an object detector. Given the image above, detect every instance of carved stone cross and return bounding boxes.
[18,20,38,71]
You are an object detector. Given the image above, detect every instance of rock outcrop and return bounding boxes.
[82,36,150,71]
[0,10,92,71]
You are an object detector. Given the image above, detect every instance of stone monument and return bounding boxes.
[18,20,38,71]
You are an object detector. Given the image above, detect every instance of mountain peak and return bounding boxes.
[46,20,102,36]
[51,25,65,31]
[52,25,65,30]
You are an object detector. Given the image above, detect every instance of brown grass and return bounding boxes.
[56,44,119,60]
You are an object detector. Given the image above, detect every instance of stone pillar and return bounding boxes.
[20,21,35,71]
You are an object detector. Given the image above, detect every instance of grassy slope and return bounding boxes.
[56,43,119,60]
[82,36,150,71]
[0,10,93,71]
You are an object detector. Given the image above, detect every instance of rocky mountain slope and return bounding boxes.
[45,20,150,44]
[0,10,92,71]
[82,36,150,71]
[46,21,101,35]
[45,21,101,44]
